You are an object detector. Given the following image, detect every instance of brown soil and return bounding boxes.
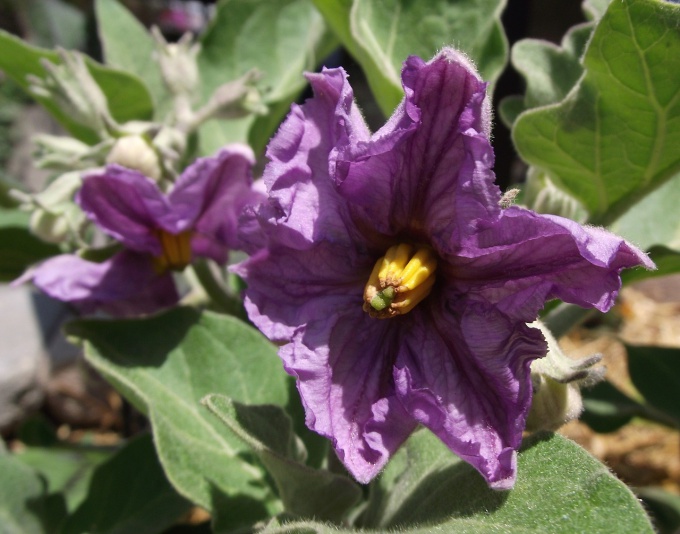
[558,278,680,494]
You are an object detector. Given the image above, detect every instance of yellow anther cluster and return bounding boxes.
[363,243,437,318]
[152,229,193,273]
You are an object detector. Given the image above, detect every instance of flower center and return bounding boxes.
[362,243,438,319]
[152,229,193,273]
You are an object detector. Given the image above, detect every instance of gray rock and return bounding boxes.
[0,285,77,433]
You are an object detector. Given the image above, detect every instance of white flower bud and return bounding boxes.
[106,135,162,181]
[23,172,86,244]
[30,209,71,244]
[526,320,605,431]
[526,375,583,432]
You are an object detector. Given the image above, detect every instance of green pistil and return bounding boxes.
[370,286,396,311]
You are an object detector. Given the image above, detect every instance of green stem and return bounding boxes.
[192,259,247,319]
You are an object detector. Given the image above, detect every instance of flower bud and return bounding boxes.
[106,135,162,181]
[21,172,86,244]
[188,70,266,131]
[207,69,267,119]
[34,134,113,171]
[28,49,115,137]
[526,320,605,431]
[151,27,200,96]
[30,209,71,243]
[526,375,583,432]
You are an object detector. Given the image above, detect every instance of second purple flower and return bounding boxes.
[19,144,262,316]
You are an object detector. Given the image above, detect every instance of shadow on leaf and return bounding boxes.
[65,306,201,368]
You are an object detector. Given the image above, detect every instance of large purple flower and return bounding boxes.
[234,49,653,489]
[19,144,261,316]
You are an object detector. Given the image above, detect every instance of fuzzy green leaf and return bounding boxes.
[16,445,110,512]
[66,308,290,531]
[499,23,592,127]
[95,0,171,119]
[513,0,680,224]
[0,453,67,534]
[611,174,680,252]
[203,395,362,523]
[61,434,191,534]
[627,344,680,424]
[360,431,653,532]
[0,208,60,282]
[314,0,508,116]
[0,30,154,144]
[196,0,337,155]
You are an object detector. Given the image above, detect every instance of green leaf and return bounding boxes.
[512,38,584,109]
[580,380,645,433]
[196,0,337,155]
[498,95,525,127]
[513,0,680,224]
[621,246,680,285]
[18,0,86,49]
[195,117,254,159]
[16,445,111,512]
[0,208,60,282]
[66,308,290,530]
[360,431,653,532]
[611,174,680,252]
[636,486,680,534]
[499,23,592,127]
[0,453,67,534]
[61,434,192,534]
[627,344,680,424]
[95,0,171,119]
[203,395,362,523]
[314,0,508,116]
[583,0,612,20]
[0,30,153,144]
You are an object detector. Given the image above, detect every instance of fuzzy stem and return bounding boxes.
[191,259,247,319]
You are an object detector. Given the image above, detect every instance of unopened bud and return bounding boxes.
[34,134,113,170]
[23,171,86,244]
[30,209,71,243]
[526,375,583,432]
[28,49,115,137]
[152,27,200,96]
[189,69,266,131]
[526,320,605,431]
[106,135,162,181]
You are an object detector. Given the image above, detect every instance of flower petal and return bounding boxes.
[16,251,178,316]
[449,207,655,321]
[169,144,261,263]
[334,49,499,241]
[77,165,169,254]
[259,67,371,250]
[234,239,370,341]
[394,299,546,489]
[235,240,416,482]
[283,309,416,483]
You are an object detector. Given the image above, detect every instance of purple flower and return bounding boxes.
[233,49,653,489]
[19,144,261,316]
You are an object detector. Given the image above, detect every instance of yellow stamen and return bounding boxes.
[152,229,193,273]
[363,244,438,319]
